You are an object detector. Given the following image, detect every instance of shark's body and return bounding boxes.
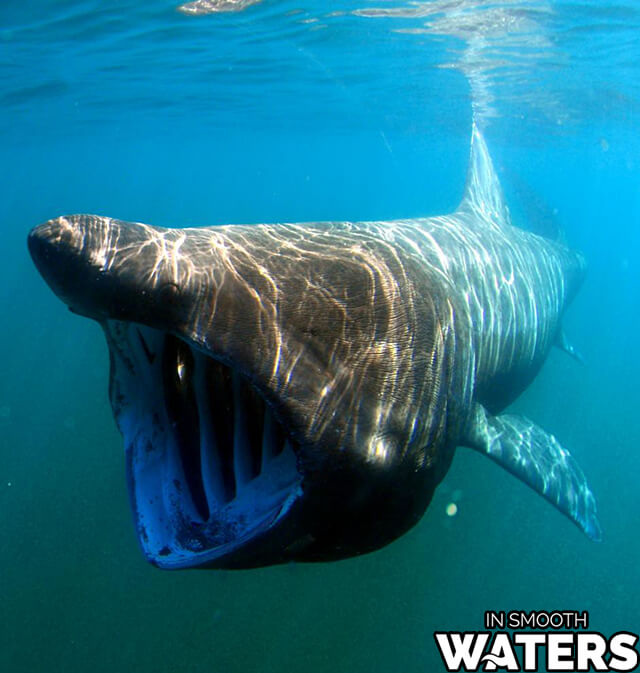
[28,126,600,569]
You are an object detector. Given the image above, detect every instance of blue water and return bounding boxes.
[1,1,639,671]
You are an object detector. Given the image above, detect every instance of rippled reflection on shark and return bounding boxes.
[28,126,600,569]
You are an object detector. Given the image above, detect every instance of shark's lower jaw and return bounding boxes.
[104,321,303,569]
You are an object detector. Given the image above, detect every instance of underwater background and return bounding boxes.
[1,1,639,671]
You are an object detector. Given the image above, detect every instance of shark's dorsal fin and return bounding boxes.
[457,123,512,229]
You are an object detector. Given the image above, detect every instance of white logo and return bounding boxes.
[434,611,639,672]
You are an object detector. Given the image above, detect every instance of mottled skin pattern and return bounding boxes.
[28,128,597,566]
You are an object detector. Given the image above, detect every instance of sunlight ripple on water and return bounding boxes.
[0,0,638,139]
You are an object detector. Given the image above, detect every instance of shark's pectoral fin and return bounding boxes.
[463,403,601,541]
[555,328,586,365]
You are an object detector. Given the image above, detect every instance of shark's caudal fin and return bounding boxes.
[457,123,512,229]
[463,403,601,541]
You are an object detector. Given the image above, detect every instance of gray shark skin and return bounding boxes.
[28,126,601,570]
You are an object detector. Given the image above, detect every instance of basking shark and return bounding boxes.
[28,126,600,569]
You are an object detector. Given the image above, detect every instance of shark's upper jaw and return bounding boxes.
[107,321,303,569]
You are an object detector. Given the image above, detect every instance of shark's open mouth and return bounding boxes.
[104,321,303,569]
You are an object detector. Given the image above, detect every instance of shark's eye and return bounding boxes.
[158,281,181,307]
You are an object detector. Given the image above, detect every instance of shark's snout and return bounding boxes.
[28,216,97,317]
[28,215,189,327]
